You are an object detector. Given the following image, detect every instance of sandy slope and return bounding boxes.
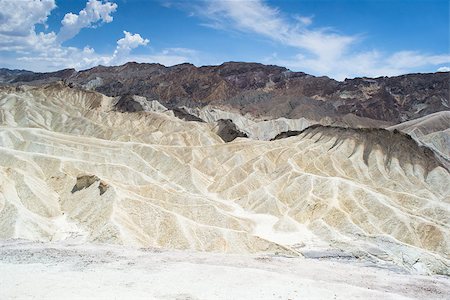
[0,84,449,276]
[1,240,449,300]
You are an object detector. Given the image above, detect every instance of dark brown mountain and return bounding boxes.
[12,68,76,84]
[0,68,35,83]
[3,62,449,124]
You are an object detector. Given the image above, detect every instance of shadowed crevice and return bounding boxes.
[172,107,206,122]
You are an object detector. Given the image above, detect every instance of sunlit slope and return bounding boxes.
[0,84,223,146]
[388,111,450,162]
[0,84,449,274]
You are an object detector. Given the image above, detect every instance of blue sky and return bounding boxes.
[0,0,448,79]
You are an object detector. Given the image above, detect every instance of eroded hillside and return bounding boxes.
[0,84,449,275]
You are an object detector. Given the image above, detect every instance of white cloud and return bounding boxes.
[142,48,200,66]
[0,0,161,72]
[115,31,149,54]
[2,0,447,78]
[192,0,356,64]
[181,0,450,79]
[5,45,198,71]
[267,50,450,80]
[57,0,118,43]
[386,51,450,69]
[0,0,57,53]
[1,27,195,71]
[0,0,56,36]
[437,66,450,72]
[100,31,150,65]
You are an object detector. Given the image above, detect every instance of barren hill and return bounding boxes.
[0,84,448,275]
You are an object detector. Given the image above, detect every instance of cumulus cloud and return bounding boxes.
[5,45,198,71]
[115,31,149,55]
[0,0,56,36]
[0,0,57,52]
[0,0,165,71]
[102,31,150,65]
[3,0,446,78]
[0,0,117,69]
[57,0,118,43]
[1,25,194,72]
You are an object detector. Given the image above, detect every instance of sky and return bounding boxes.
[0,0,449,80]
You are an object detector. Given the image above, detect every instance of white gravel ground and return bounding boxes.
[0,240,449,300]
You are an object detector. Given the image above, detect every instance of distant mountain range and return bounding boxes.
[1,62,449,125]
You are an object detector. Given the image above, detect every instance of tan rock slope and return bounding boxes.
[388,111,450,164]
[0,84,449,274]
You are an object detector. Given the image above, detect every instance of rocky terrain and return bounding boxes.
[0,62,449,299]
[0,84,449,277]
[2,62,449,125]
[108,93,450,169]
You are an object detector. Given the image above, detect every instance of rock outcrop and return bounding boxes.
[115,94,144,112]
[214,119,248,142]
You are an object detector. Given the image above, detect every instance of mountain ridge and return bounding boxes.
[2,61,448,125]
